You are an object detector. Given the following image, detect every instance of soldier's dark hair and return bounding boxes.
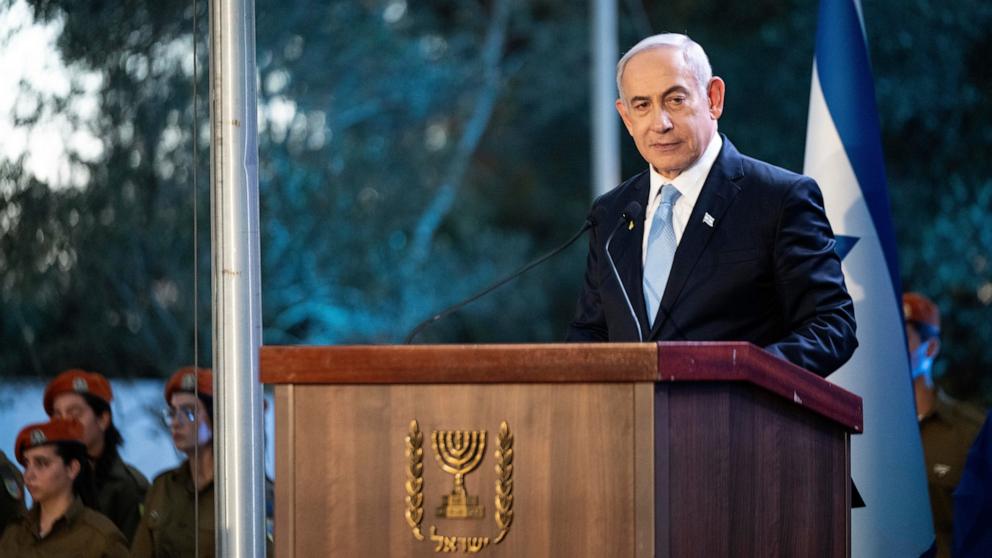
[53,441,97,508]
[80,393,124,477]
[198,394,213,423]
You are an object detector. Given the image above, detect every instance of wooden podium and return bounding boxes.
[261,342,862,557]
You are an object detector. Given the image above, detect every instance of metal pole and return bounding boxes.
[209,0,265,555]
[591,0,619,197]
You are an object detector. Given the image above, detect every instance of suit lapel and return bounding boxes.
[650,138,744,338]
[608,172,652,336]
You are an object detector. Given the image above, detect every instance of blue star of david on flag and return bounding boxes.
[834,235,859,261]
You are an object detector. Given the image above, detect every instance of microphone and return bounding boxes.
[604,201,644,342]
[404,212,600,344]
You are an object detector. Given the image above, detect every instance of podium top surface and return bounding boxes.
[261,342,863,432]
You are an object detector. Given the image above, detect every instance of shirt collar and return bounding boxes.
[648,132,723,206]
[175,459,214,495]
[26,495,85,539]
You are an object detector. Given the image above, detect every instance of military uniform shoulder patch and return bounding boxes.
[2,469,21,500]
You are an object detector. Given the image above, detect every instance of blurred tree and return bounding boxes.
[254,0,594,344]
[1,0,595,376]
[867,0,992,402]
[1,0,208,377]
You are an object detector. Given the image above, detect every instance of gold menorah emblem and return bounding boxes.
[431,430,487,519]
[405,420,514,550]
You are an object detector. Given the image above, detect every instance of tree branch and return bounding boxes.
[407,0,511,266]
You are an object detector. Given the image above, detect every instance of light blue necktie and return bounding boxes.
[643,185,681,328]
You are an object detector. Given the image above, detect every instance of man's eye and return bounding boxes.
[668,96,686,106]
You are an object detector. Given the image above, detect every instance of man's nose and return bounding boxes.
[650,108,673,131]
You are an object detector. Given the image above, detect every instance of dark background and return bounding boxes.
[1,0,989,405]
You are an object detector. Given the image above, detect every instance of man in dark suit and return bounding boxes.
[566,33,857,377]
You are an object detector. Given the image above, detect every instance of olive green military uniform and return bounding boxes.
[93,452,149,544]
[0,496,128,557]
[131,461,215,558]
[919,391,986,558]
[0,450,26,535]
[131,461,274,557]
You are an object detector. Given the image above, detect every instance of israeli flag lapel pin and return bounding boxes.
[703,212,715,227]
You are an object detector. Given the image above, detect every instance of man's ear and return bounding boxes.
[615,98,635,136]
[925,337,941,360]
[707,77,725,120]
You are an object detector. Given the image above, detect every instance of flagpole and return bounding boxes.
[591,0,619,197]
[210,0,266,555]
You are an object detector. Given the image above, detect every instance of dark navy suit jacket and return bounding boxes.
[566,136,857,377]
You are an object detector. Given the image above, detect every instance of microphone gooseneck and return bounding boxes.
[605,201,644,342]
[404,216,597,344]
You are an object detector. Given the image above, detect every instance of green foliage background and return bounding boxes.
[0,0,989,405]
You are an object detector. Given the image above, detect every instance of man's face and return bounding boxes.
[616,46,724,179]
[169,392,212,455]
[52,393,107,456]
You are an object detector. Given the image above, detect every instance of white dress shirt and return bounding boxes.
[642,133,723,266]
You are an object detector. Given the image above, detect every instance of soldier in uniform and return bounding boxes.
[130,366,217,557]
[0,417,129,557]
[43,368,149,543]
[131,366,274,557]
[0,450,26,534]
[904,292,986,558]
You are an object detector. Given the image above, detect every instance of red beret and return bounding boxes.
[15,418,85,466]
[43,369,113,415]
[165,366,213,403]
[903,292,940,331]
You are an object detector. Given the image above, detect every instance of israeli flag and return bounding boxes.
[803,0,935,556]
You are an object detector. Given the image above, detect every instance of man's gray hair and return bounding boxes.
[616,33,713,103]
